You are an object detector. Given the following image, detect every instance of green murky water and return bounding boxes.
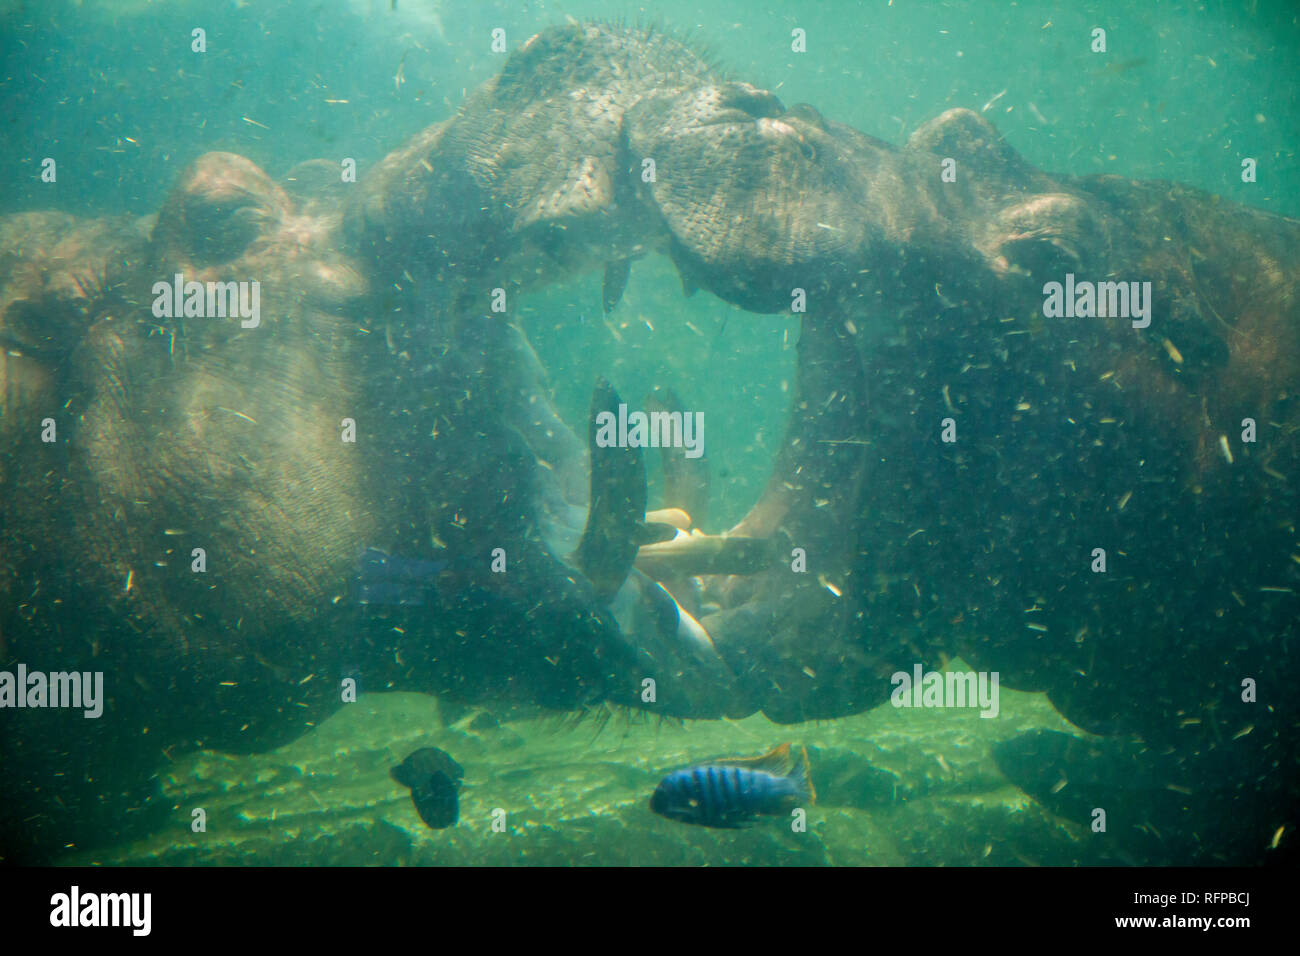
[77,665,1093,866]
[4,0,1297,866]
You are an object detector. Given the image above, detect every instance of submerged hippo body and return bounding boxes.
[0,24,752,863]
[1,22,1295,864]
[0,153,632,860]
[656,102,1300,726]
[629,93,1299,861]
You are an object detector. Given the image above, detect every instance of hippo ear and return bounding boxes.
[906,108,1042,183]
[151,152,288,269]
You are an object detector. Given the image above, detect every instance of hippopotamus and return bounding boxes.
[1,21,1295,865]
[614,68,1300,861]
[1,21,785,864]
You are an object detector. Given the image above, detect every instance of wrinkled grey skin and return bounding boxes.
[349,22,1300,860]
[346,24,715,304]
[632,93,1299,713]
[617,75,1300,862]
[3,22,1297,864]
[0,176,684,863]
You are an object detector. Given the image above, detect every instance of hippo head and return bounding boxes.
[24,137,756,745]
[375,28,1275,737]
[611,61,1297,749]
[36,21,1285,742]
[346,23,718,310]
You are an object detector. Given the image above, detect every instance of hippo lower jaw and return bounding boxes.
[555,314,886,724]
[549,377,761,719]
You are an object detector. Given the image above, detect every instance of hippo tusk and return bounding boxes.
[635,529,775,578]
[568,377,679,600]
[644,507,692,530]
[601,258,632,314]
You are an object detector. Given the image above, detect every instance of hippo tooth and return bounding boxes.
[601,259,631,314]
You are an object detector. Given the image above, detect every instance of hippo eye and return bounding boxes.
[799,141,818,162]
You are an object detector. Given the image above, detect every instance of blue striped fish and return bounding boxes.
[650,743,815,828]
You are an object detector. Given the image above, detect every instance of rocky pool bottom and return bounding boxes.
[70,670,1125,866]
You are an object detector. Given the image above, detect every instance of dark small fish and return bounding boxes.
[650,743,815,828]
[391,747,464,829]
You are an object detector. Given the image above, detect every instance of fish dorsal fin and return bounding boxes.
[712,742,795,776]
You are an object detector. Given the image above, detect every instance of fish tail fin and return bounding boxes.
[789,745,816,805]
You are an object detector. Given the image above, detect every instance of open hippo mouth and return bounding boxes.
[328,24,1104,727]
[344,19,1300,744]
[4,19,1298,867]
[0,48,846,769]
[328,25,911,723]
[4,7,1294,767]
